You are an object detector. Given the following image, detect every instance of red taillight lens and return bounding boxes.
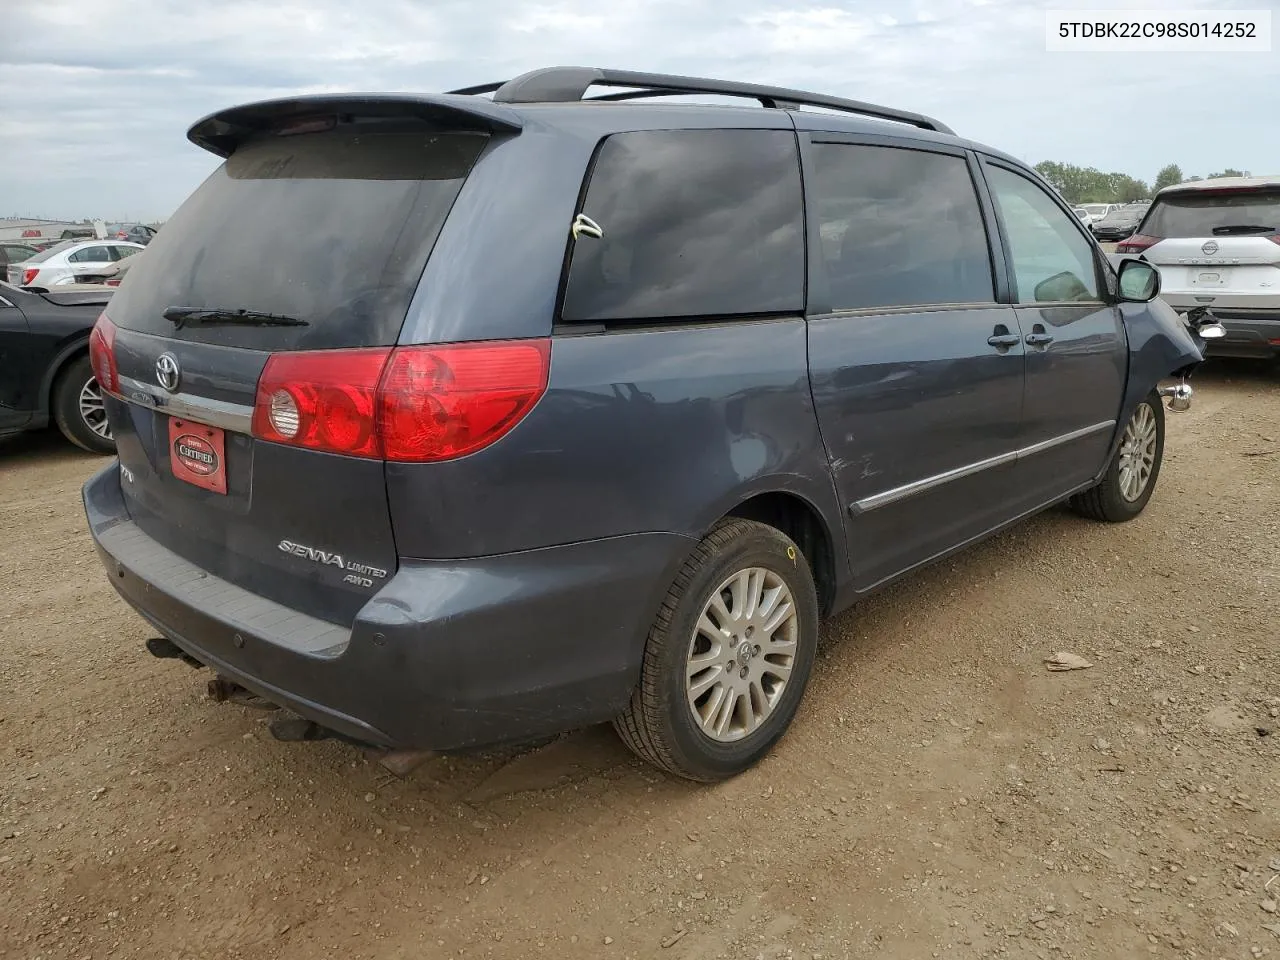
[21,267,38,286]
[1268,235,1280,246]
[250,340,551,462]
[106,278,122,287]
[378,340,552,462]
[252,348,390,458]
[88,313,119,394]
[1115,234,1159,254]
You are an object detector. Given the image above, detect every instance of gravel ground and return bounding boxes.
[1,360,1277,960]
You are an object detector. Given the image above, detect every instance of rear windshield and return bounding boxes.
[1142,189,1280,238]
[24,240,77,263]
[106,126,487,349]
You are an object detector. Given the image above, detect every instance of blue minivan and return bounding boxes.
[84,67,1214,780]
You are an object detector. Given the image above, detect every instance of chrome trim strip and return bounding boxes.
[115,374,254,433]
[1016,419,1116,460]
[853,420,1116,513]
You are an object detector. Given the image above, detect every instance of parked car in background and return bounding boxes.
[83,67,1211,782]
[1072,206,1090,223]
[8,239,143,288]
[0,241,41,272]
[1091,206,1146,242]
[1119,175,1280,363]
[106,223,157,245]
[0,280,115,452]
[25,255,144,293]
[1080,203,1119,227]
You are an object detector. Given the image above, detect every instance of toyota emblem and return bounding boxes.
[155,353,181,393]
[1201,240,1219,255]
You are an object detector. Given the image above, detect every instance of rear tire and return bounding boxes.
[52,355,114,455]
[613,519,820,782]
[1071,392,1164,522]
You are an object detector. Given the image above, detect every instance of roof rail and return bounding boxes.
[447,67,953,135]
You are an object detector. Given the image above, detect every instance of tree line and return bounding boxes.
[1032,162,1251,205]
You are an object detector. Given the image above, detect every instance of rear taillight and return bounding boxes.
[105,278,122,286]
[251,340,551,462]
[21,267,38,286]
[252,348,390,458]
[88,313,119,394]
[1115,234,1158,254]
[1268,236,1280,246]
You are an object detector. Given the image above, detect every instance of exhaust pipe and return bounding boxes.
[1158,380,1193,413]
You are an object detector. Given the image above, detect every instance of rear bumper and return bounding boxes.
[84,463,692,751]
[1166,305,1280,359]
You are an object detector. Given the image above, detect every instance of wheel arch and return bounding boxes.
[40,336,91,416]
[718,489,840,617]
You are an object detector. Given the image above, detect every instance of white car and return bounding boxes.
[1079,203,1120,228]
[7,238,143,288]
[1117,175,1280,362]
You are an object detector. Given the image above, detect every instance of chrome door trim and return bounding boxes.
[852,419,1116,513]
[115,374,255,434]
[1016,419,1116,460]
[853,449,1017,513]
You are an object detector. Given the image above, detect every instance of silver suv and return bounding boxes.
[1119,176,1280,363]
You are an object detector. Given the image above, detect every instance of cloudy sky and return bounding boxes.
[3,0,1277,221]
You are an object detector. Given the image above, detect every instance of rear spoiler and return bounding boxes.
[187,94,524,158]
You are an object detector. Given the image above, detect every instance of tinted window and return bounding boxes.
[69,246,108,263]
[106,127,487,349]
[809,144,993,310]
[986,166,1100,303]
[1142,188,1280,238]
[562,130,804,322]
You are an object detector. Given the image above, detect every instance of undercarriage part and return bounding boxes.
[267,712,332,742]
[206,674,276,710]
[372,748,437,777]
[144,636,204,668]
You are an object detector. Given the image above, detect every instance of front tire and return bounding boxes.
[52,355,114,455]
[614,519,820,782]
[1071,392,1164,522]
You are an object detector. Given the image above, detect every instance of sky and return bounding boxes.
[2,0,1277,221]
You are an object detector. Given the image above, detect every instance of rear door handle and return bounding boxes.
[1024,332,1055,346]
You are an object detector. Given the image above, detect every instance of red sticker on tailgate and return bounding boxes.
[168,419,227,494]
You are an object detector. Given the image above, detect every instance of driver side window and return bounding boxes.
[986,166,1100,303]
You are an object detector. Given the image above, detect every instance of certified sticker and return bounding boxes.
[173,434,219,476]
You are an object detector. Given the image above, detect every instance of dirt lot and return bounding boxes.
[2,362,1278,960]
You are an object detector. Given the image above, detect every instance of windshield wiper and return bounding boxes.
[162,306,309,329]
[1211,224,1276,236]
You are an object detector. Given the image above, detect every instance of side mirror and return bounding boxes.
[1116,258,1160,302]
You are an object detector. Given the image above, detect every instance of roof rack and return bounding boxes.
[447,67,954,135]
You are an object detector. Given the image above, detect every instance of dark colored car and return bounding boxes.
[0,241,41,271]
[0,281,115,452]
[1091,207,1145,242]
[83,67,1212,782]
[107,224,157,246]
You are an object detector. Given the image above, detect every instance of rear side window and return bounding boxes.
[809,144,994,311]
[1142,189,1280,237]
[69,246,111,263]
[106,127,487,349]
[562,129,804,322]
